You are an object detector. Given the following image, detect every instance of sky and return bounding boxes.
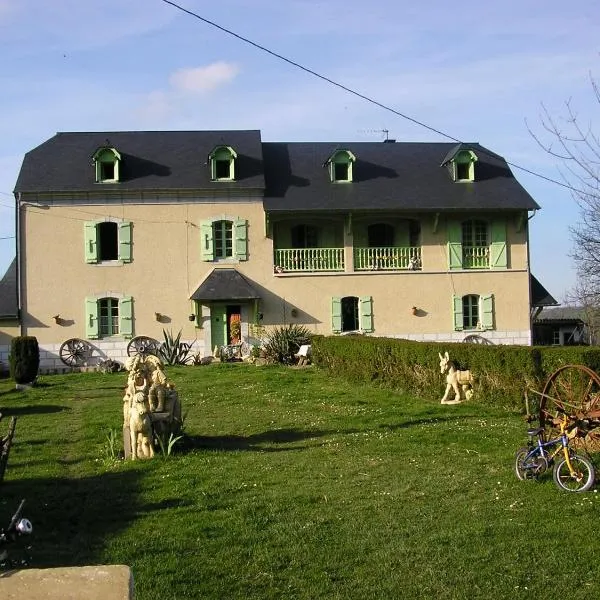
[1,0,599,303]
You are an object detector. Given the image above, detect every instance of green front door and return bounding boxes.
[211,304,228,349]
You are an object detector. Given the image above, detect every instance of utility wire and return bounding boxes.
[160,0,584,195]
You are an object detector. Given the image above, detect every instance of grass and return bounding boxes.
[1,364,600,599]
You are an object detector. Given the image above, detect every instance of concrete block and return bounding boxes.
[0,565,134,600]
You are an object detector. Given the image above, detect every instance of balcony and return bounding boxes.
[274,248,344,273]
[463,245,490,269]
[354,247,422,271]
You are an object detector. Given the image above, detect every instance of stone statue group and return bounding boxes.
[123,354,182,459]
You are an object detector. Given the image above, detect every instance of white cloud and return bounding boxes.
[137,62,240,123]
[169,62,239,94]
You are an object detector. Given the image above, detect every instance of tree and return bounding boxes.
[529,74,600,336]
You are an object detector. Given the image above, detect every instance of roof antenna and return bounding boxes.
[358,129,392,141]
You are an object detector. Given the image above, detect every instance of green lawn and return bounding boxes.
[1,364,600,599]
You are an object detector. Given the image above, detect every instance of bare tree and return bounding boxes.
[528,75,600,315]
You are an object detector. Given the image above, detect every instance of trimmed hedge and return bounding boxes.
[9,336,40,385]
[311,335,600,409]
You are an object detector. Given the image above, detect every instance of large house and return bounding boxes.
[8,130,541,370]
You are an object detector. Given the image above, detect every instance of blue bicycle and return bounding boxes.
[515,410,595,492]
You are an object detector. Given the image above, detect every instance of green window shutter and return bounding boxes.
[201,220,214,261]
[490,220,507,269]
[481,294,494,330]
[331,297,342,333]
[118,221,132,263]
[453,295,464,331]
[360,296,373,333]
[235,218,248,261]
[119,296,134,338]
[85,297,99,339]
[84,222,98,263]
[447,220,462,269]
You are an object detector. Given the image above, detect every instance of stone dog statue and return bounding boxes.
[439,351,474,404]
[128,391,155,459]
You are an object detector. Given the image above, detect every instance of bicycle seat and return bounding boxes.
[527,427,544,437]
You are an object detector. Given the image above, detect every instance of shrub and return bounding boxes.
[9,336,40,384]
[311,335,600,409]
[263,325,311,364]
[158,329,193,365]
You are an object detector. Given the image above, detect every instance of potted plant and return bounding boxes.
[230,318,241,344]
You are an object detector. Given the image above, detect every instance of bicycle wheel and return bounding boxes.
[515,447,548,481]
[552,453,595,492]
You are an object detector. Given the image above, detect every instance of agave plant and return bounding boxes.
[158,329,193,365]
[263,324,311,364]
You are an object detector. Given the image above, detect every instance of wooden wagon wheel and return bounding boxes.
[539,364,600,448]
[126,336,160,357]
[59,338,91,367]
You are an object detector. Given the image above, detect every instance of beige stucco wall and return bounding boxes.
[20,201,532,368]
[0,320,19,372]
[0,320,19,346]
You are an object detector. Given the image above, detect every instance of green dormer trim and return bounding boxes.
[324,149,356,183]
[92,146,121,183]
[441,145,478,182]
[209,145,238,181]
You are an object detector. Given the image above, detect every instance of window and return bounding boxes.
[92,146,121,183]
[201,217,248,261]
[98,222,118,261]
[552,328,561,345]
[291,225,319,248]
[99,298,119,336]
[332,296,373,333]
[84,221,132,264]
[447,219,507,269]
[325,150,356,183]
[209,146,237,181]
[214,220,233,259]
[368,223,394,247]
[85,296,133,339]
[453,294,494,331]
[462,294,480,329]
[453,150,477,182]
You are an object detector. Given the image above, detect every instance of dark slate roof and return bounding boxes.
[530,274,559,308]
[262,141,540,213]
[15,131,264,192]
[0,258,18,319]
[535,307,587,323]
[190,269,260,301]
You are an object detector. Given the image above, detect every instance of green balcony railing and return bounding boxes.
[274,248,345,272]
[463,245,490,269]
[354,247,422,271]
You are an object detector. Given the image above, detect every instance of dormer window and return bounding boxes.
[454,150,477,182]
[325,149,356,183]
[440,145,478,183]
[209,145,237,181]
[92,146,121,183]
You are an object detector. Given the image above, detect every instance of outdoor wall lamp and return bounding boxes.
[188,314,196,321]
[52,314,61,325]
[155,312,162,321]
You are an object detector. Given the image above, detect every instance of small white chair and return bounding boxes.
[294,344,312,366]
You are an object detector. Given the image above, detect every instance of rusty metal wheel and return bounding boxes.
[539,364,600,442]
[126,336,160,357]
[59,338,91,367]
